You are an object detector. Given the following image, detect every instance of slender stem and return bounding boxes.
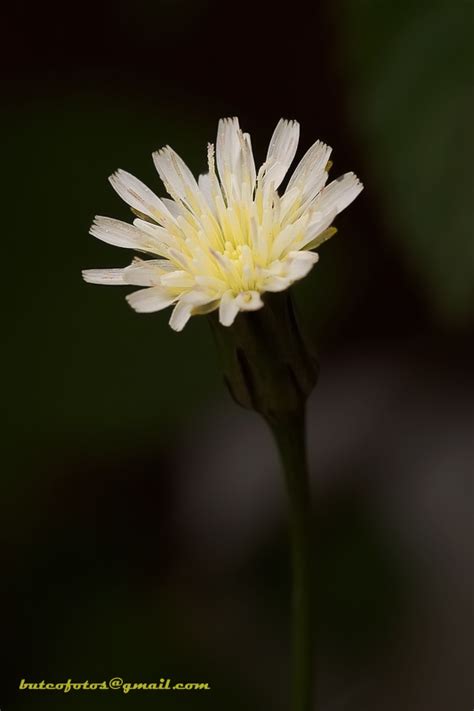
[269,408,314,711]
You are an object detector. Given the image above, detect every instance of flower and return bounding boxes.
[83,118,363,331]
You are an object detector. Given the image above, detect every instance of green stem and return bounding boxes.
[269,409,314,711]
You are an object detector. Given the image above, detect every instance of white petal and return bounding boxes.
[300,209,337,249]
[82,268,126,285]
[153,146,200,205]
[198,172,212,200]
[313,172,363,215]
[180,290,216,306]
[270,223,299,261]
[236,290,264,312]
[126,287,175,313]
[169,301,193,331]
[108,169,174,224]
[90,216,165,254]
[161,197,186,219]
[195,274,227,290]
[167,247,192,271]
[198,173,216,213]
[241,132,257,190]
[263,119,300,189]
[192,300,220,316]
[219,290,240,327]
[279,186,302,222]
[123,259,172,286]
[286,140,332,202]
[216,117,242,194]
[160,271,195,288]
[132,218,177,249]
[262,275,292,292]
[285,250,319,279]
[215,117,257,201]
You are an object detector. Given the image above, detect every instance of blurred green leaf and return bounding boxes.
[340,0,474,322]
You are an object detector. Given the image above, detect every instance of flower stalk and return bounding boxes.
[210,290,317,711]
[270,410,313,711]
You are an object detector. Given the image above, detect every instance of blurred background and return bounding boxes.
[2,0,473,708]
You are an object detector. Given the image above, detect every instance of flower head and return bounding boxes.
[83,118,363,331]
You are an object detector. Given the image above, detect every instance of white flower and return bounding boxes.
[83,118,363,331]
